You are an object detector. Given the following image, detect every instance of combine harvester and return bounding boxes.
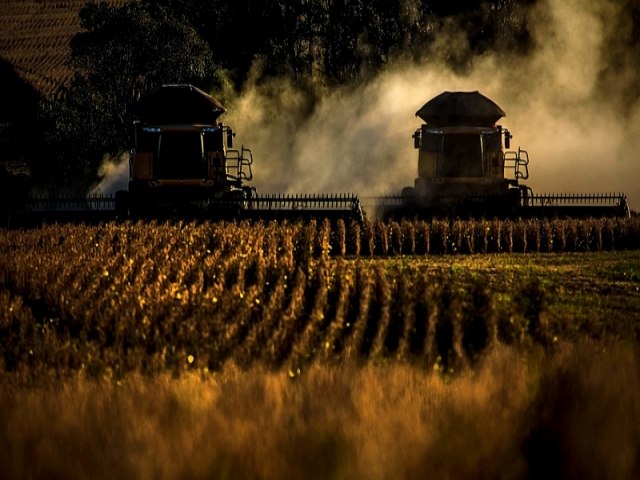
[372,90,629,220]
[5,86,630,225]
[114,84,362,223]
[9,84,362,226]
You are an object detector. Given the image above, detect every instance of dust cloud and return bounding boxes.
[225,0,639,209]
[89,0,639,210]
[89,152,129,196]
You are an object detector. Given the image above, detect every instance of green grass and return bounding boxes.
[361,251,640,334]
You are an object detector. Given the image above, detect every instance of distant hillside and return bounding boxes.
[0,0,130,95]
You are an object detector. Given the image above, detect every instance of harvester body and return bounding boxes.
[405,124,529,214]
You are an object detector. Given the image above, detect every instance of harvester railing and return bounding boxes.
[226,146,254,181]
[504,148,529,180]
[522,192,630,218]
[25,194,116,211]
[526,193,628,207]
[250,193,361,211]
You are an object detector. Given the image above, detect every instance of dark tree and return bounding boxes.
[36,1,221,191]
[32,0,543,191]
[149,0,538,87]
[0,59,42,166]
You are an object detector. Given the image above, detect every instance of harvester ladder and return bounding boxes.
[504,148,529,180]
[226,146,254,181]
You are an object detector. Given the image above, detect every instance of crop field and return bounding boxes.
[0,0,131,92]
[1,218,639,479]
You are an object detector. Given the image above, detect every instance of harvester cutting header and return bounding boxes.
[5,85,630,225]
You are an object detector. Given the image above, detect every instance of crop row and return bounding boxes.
[356,216,640,255]
[1,218,637,377]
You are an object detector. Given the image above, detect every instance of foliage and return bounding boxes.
[70,2,217,95]
[159,0,537,84]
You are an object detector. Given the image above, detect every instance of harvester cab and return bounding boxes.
[411,121,530,188]
[115,84,256,219]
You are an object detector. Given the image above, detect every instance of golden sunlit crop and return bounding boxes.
[1,218,639,479]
